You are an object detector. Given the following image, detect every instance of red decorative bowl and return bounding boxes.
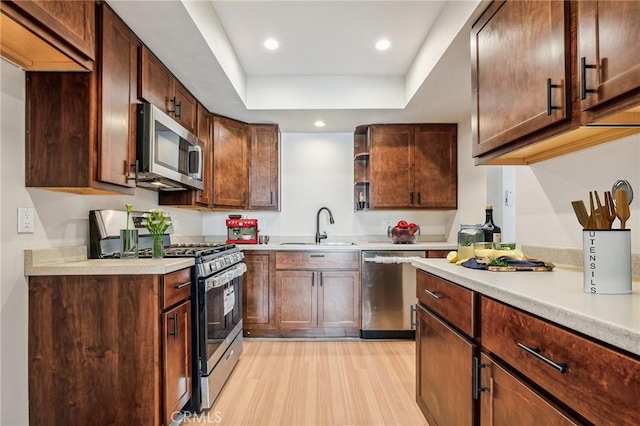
[388,225,420,244]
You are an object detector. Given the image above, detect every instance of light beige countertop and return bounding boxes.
[235,240,456,252]
[24,246,194,276]
[411,258,640,357]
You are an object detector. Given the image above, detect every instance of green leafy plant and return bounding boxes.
[142,209,171,236]
[488,257,509,267]
[125,203,133,231]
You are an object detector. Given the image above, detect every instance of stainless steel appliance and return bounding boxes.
[88,209,245,413]
[361,250,426,339]
[136,102,204,191]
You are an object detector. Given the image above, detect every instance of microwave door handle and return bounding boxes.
[188,145,203,179]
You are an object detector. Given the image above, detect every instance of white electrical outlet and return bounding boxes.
[18,207,35,233]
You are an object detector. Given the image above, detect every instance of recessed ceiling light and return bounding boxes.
[314,120,326,128]
[264,38,279,50]
[375,39,391,51]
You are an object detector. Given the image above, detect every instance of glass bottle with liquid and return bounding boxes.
[482,205,502,243]
[458,224,484,260]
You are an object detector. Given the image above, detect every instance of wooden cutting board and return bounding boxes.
[487,265,554,272]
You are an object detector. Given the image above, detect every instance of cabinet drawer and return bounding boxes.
[275,251,359,270]
[481,296,640,426]
[416,271,475,337]
[163,268,191,308]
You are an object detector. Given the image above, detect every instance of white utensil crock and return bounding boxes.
[583,229,631,294]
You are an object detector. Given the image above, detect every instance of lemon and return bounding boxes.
[446,251,458,263]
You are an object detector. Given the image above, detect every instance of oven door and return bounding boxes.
[196,263,245,410]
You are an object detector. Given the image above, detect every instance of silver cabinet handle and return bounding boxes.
[175,282,190,289]
[424,289,444,299]
[517,343,567,374]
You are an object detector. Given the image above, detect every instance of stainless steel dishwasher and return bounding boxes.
[361,250,426,339]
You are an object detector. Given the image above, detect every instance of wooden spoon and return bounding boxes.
[571,200,590,228]
[615,188,630,229]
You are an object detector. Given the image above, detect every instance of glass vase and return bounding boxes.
[119,229,139,258]
[151,234,164,259]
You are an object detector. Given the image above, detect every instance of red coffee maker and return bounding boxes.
[226,217,259,244]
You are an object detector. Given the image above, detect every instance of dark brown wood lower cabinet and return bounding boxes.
[163,300,192,424]
[274,268,360,337]
[416,304,475,426]
[478,353,578,426]
[243,252,275,333]
[28,270,191,426]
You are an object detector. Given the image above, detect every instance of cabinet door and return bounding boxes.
[317,270,360,329]
[243,253,271,325]
[414,124,457,209]
[196,104,212,206]
[276,271,316,328]
[174,81,197,134]
[249,124,280,210]
[472,0,569,156]
[213,116,249,208]
[140,45,173,115]
[579,1,640,111]
[479,353,578,426]
[163,300,192,425]
[7,0,96,60]
[416,304,475,426]
[370,125,414,208]
[98,4,138,188]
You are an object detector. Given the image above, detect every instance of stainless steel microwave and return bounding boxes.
[136,102,204,191]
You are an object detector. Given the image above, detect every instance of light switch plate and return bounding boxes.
[18,207,34,233]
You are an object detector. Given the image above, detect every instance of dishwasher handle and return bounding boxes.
[363,256,422,264]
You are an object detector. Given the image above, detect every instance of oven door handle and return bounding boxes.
[202,263,246,291]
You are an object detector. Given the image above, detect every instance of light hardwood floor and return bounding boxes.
[182,340,428,426]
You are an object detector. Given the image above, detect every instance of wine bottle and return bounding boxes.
[481,205,501,243]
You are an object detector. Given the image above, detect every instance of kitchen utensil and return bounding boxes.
[615,188,630,229]
[594,190,605,229]
[603,191,616,229]
[587,191,598,229]
[612,179,634,205]
[259,235,270,244]
[571,200,590,228]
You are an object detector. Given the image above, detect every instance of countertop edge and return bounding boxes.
[411,258,640,357]
[24,247,194,276]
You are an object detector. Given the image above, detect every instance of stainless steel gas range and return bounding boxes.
[88,209,246,413]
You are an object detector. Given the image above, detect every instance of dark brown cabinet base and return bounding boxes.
[28,270,192,426]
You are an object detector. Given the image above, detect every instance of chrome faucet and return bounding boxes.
[315,207,335,244]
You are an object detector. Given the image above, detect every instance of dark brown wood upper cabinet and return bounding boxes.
[472,0,640,165]
[213,115,249,208]
[139,45,197,134]
[368,124,457,210]
[249,124,280,211]
[25,3,138,195]
[578,0,640,115]
[1,0,95,71]
[471,0,571,158]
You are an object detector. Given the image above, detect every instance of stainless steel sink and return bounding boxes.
[279,242,315,245]
[279,242,356,246]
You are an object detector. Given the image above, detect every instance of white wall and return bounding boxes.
[515,134,640,252]
[0,59,203,426]
[202,118,486,243]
